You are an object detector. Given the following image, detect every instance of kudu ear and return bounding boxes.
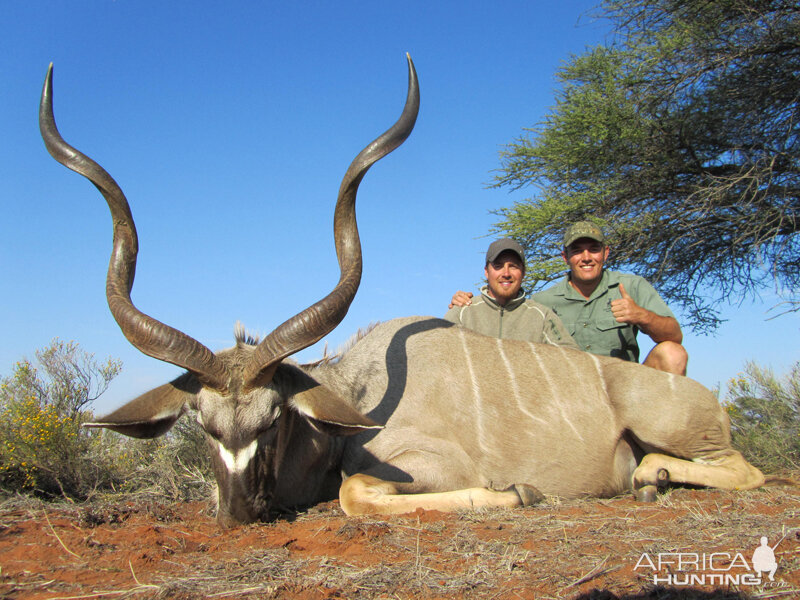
[277,366,382,436]
[83,373,201,439]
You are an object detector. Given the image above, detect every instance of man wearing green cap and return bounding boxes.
[449,222,688,375]
[444,238,578,349]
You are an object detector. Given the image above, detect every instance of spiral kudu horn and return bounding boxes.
[242,55,419,390]
[39,56,420,394]
[40,64,229,391]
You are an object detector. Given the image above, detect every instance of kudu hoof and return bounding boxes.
[633,468,670,502]
[635,485,659,502]
[511,483,545,506]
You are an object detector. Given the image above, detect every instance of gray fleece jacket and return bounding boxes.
[444,286,579,349]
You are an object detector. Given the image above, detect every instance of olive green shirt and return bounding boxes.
[444,286,579,349]
[531,271,675,362]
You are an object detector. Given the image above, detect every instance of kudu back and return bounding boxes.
[40,58,764,526]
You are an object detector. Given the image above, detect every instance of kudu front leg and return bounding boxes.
[339,473,544,516]
[632,451,765,501]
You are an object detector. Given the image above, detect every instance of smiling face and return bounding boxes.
[484,250,525,306]
[562,238,610,297]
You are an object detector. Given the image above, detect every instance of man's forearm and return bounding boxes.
[639,313,683,345]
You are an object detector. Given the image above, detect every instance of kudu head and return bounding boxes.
[40,57,419,526]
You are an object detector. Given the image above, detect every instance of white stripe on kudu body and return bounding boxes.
[525,343,584,441]
[458,328,490,455]
[497,338,548,427]
[588,352,610,399]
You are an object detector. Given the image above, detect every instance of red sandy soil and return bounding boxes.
[0,484,798,599]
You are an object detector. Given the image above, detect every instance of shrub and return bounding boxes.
[724,361,800,472]
[115,416,214,502]
[0,339,215,502]
[0,340,123,497]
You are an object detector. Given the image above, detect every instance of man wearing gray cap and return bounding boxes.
[449,223,687,374]
[444,238,578,348]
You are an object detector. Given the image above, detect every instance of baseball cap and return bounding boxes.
[563,221,605,248]
[486,238,525,264]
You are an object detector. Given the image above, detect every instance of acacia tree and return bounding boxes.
[493,0,800,332]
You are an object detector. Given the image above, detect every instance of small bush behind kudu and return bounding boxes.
[0,340,797,504]
[0,339,212,502]
[724,360,800,473]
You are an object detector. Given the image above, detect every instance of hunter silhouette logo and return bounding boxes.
[634,535,786,586]
[751,536,779,581]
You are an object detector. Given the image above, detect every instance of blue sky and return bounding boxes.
[1,2,796,412]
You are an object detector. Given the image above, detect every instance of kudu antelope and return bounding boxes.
[40,58,764,527]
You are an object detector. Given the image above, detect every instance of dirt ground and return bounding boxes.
[0,482,799,600]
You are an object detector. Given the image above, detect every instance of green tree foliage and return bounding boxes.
[725,361,800,471]
[492,0,800,332]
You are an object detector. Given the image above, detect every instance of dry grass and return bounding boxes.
[1,480,798,599]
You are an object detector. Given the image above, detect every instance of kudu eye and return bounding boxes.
[205,427,224,442]
[197,417,224,442]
